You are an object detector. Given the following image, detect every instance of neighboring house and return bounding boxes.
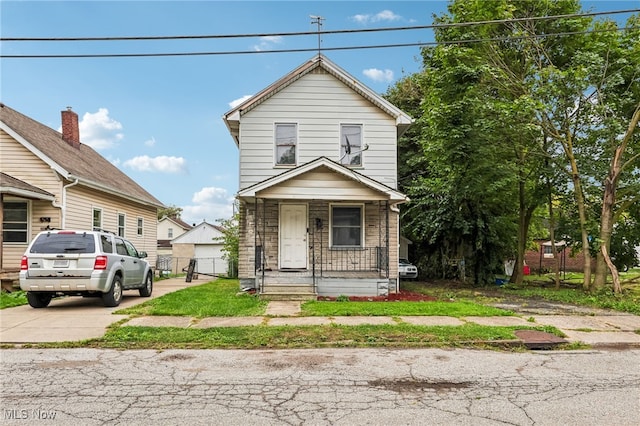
[0,104,164,289]
[223,54,413,298]
[524,240,587,273]
[157,215,193,257]
[170,221,228,277]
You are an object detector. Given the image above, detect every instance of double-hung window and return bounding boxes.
[92,208,102,231]
[275,123,297,166]
[137,217,144,236]
[117,213,126,237]
[2,201,29,243]
[340,124,362,166]
[331,205,363,247]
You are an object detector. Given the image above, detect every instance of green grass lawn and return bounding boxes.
[95,322,562,350]
[0,290,27,309]
[116,278,268,317]
[301,300,513,317]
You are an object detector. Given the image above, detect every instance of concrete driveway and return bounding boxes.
[0,277,207,344]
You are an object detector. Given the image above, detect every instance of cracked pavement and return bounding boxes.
[1,348,639,425]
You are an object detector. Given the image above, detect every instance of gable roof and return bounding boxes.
[0,103,164,208]
[237,156,407,203]
[0,172,56,201]
[158,215,194,231]
[171,221,226,245]
[223,54,413,146]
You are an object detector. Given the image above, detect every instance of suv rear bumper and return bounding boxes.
[19,271,110,293]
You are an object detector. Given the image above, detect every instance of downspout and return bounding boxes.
[51,178,79,229]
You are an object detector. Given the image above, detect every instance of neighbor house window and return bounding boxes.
[331,205,363,247]
[275,123,297,166]
[137,217,143,236]
[92,208,102,231]
[340,124,362,166]
[117,213,126,237]
[2,201,29,243]
[168,227,173,238]
[543,245,554,258]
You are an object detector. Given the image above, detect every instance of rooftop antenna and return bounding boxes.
[310,15,324,56]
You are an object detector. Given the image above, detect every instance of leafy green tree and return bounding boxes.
[215,213,239,278]
[157,205,183,221]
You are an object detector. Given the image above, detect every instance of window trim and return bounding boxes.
[339,123,364,167]
[137,217,144,236]
[2,199,30,244]
[329,203,365,248]
[167,227,173,238]
[274,122,298,167]
[117,213,126,237]
[92,207,103,231]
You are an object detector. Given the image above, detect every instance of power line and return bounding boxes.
[1,8,637,42]
[1,26,634,59]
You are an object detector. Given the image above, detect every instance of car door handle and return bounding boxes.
[120,259,125,263]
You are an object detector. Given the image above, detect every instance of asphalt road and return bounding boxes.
[1,348,639,425]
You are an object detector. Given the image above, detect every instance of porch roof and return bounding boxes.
[237,157,407,203]
[0,172,56,201]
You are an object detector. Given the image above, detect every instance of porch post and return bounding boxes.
[385,200,389,279]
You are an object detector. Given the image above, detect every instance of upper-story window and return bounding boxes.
[340,124,362,167]
[137,217,144,236]
[168,228,173,238]
[275,123,297,166]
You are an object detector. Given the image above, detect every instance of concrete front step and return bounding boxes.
[260,292,317,301]
[261,284,315,293]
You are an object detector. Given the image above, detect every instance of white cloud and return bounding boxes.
[123,155,187,173]
[181,186,235,224]
[229,95,253,109]
[72,108,123,150]
[363,68,395,83]
[253,35,283,51]
[144,136,156,147]
[351,10,402,25]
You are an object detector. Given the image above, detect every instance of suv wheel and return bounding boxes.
[102,276,123,307]
[26,292,53,308]
[139,272,153,297]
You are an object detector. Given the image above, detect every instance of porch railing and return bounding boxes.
[316,246,388,274]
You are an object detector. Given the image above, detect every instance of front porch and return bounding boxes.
[240,198,397,300]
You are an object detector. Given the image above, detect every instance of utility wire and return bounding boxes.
[1,8,637,42]
[1,26,634,59]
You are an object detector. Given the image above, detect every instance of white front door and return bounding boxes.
[280,204,307,269]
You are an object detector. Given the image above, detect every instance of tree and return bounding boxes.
[157,205,183,221]
[215,214,239,278]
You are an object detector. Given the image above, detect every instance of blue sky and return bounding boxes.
[1,1,636,225]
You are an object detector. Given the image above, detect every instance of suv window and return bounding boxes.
[100,234,114,253]
[124,240,139,257]
[115,238,128,256]
[29,233,96,254]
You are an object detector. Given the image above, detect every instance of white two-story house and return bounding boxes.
[223,55,412,299]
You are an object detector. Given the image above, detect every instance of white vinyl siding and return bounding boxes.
[238,72,398,190]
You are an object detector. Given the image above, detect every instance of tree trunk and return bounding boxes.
[547,181,561,289]
[593,103,640,292]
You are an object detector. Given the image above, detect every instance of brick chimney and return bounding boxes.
[61,107,80,148]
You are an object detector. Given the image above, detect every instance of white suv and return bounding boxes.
[20,230,153,308]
